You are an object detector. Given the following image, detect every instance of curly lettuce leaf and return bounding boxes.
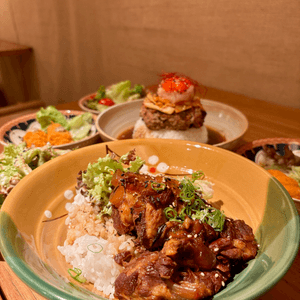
[66,112,93,141]
[0,143,70,200]
[105,80,132,104]
[94,85,106,100]
[82,152,145,208]
[36,106,68,130]
[66,113,93,130]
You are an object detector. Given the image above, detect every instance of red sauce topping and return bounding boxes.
[149,167,156,173]
[98,98,115,106]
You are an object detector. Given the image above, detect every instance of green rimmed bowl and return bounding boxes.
[0,139,299,300]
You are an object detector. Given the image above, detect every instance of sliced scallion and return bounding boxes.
[151,182,166,191]
[87,243,103,253]
[68,267,86,283]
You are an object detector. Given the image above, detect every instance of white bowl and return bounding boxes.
[96,99,248,150]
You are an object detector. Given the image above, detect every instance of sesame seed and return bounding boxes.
[214,247,219,252]
[201,272,205,276]
[215,274,219,278]
[222,281,225,287]
[187,234,192,238]
[194,234,197,238]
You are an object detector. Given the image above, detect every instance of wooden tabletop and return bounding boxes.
[0,87,299,299]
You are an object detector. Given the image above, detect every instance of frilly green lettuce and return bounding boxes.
[0,143,70,206]
[36,106,68,130]
[82,152,145,211]
[105,81,144,104]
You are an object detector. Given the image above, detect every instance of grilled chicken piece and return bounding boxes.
[109,170,180,248]
[114,251,177,300]
[114,251,228,300]
[162,237,216,271]
[209,219,258,261]
[170,269,228,300]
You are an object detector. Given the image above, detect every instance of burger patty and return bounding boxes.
[140,104,207,131]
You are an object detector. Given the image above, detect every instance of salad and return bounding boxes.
[84,80,145,112]
[0,143,70,207]
[21,106,95,148]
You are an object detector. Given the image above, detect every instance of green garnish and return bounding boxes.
[151,182,166,191]
[68,268,86,283]
[192,208,225,232]
[179,177,196,203]
[87,243,103,253]
[192,170,205,181]
[164,207,179,221]
[164,171,225,231]
[94,85,106,100]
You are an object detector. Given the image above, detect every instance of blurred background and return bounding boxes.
[0,0,299,108]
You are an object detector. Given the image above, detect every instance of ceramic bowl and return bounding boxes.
[0,139,299,300]
[236,138,300,203]
[0,110,100,150]
[96,99,248,150]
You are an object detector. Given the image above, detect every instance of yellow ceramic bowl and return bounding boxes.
[0,139,299,300]
[0,110,100,150]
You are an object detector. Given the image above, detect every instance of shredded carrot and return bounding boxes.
[268,169,300,199]
[23,123,73,147]
[23,130,48,147]
[46,123,73,146]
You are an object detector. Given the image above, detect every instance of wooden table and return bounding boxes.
[0,87,299,299]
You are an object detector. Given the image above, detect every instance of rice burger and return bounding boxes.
[132,73,208,142]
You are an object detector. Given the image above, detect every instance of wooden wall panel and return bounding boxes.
[0,0,299,108]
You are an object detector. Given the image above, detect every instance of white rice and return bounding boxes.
[132,118,208,143]
[58,189,135,298]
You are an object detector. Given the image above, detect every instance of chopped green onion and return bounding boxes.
[87,243,103,253]
[179,178,196,203]
[151,182,166,191]
[164,207,178,221]
[192,170,205,182]
[68,268,86,283]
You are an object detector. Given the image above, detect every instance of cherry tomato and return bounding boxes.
[98,98,115,106]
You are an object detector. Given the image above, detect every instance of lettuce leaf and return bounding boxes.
[0,143,70,202]
[106,80,132,104]
[82,152,145,211]
[66,112,93,141]
[36,106,68,130]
